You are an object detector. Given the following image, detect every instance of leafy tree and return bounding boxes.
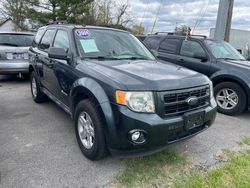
[27,0,94,26]
[174,25,190,35]
[1,0,38,30]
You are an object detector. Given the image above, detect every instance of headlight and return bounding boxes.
[116,91,155,113]
[209,80,214,99]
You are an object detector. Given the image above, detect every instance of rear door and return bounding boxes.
[156,38,182,65]
[176,39,211,76]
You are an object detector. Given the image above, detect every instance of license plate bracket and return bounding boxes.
[184,111,205,130]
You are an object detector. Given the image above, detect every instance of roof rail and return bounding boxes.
[154,32,175,35]
[47,20,68,25]
[190,35,207,39]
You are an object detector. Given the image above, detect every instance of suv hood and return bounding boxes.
[81,60,209,91]
[218,59,250,70]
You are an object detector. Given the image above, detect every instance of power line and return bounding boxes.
[151,0,163,34]
[139,0,149,27]
[193,0,210,34]
[194,0,211,33]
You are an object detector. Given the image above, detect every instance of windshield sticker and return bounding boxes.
[75,29,91,38]
[80,39,99,53]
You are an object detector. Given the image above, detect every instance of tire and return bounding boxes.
[214,82,247,115]
[30,71,47,103]
[74,99,108,160]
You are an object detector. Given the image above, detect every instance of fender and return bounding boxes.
[210,71,250,106]
[70,77,118,148]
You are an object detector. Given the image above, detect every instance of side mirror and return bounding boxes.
[193,52,208,62]
[40,41,50,50]
[48,47,68,60]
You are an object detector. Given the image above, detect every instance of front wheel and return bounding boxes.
[74,99,107,160]
[214,82,247,116]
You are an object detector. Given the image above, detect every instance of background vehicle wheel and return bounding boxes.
[30,72,47,103]
[214,82,247,115]
[74,99,107,160]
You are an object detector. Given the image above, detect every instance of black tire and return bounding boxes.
[74,99,108,160]
[214,82,247,115]
[30,71,47,103]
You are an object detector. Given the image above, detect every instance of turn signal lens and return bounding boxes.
[115,91,127,105]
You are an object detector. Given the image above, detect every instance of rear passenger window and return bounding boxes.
[38,29,56,51]
[159,38,179,54]
[144,37,162,50]
[32,28,45,47]
[53,30,70,52]
[180,40,205,57]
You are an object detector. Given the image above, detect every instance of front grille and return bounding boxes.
[162,85,210,116]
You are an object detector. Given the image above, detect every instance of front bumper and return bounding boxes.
[0,60,29,74]
[108,98,217,156]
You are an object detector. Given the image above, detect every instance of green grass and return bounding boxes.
[174,150,250,188]
[114,149,188,188]
[112,137,250,188]
[238,137,250,146]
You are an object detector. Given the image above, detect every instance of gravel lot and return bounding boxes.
[1,75,250,188]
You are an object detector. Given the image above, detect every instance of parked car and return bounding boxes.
[29,24,217,160]
[0,32,34,77]
[136,35,147,42]
[144,34,250,116]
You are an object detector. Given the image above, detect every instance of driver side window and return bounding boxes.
[53,30,70,52]
[180,40,205,58]
[38,29,56,51]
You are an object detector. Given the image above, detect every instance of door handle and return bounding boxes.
[179,58,184,62]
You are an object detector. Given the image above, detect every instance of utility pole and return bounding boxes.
[214,0,234,42]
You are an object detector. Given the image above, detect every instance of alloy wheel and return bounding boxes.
[216,88,239,110]
[78,112,95,149]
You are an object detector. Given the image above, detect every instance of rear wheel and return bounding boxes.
[214,82,247,115]
[74,99,107,160]
[30,72,47,103]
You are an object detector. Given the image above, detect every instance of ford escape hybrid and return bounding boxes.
[28,23,217,160]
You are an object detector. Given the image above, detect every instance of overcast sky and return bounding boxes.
[128,0,250,35]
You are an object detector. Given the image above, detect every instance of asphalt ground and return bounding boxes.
[0,75,250,188]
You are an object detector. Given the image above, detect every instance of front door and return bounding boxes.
[37,29,57,94]
[49,29,75,106]
[176,40,211,76]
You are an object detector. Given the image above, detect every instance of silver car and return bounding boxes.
[0,32,34,76]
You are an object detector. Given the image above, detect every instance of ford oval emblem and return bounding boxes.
[186,96,198,106]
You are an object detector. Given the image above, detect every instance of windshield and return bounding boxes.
[0,34,34,47]
[205,40,245,60]
[74,28,155,60]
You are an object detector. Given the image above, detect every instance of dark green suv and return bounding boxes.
[28,24,217,160]
[144,34,250,115]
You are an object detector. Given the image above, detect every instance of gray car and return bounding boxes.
[0,32,34,76]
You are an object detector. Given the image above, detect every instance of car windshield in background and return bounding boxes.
[205,40,245,61]
[0,34,34,47]
[74,28,155,61]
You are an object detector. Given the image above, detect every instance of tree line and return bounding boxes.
[0,0,132,31]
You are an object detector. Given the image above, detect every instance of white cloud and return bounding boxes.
[128,0,250,35]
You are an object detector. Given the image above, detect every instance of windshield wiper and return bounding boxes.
[82,56,120,60]
[0,43,18,47]
[120,56,150,60]
[217,57,245,61]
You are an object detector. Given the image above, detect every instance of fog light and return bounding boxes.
[131,131,140,141]
[129,130,147,144]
